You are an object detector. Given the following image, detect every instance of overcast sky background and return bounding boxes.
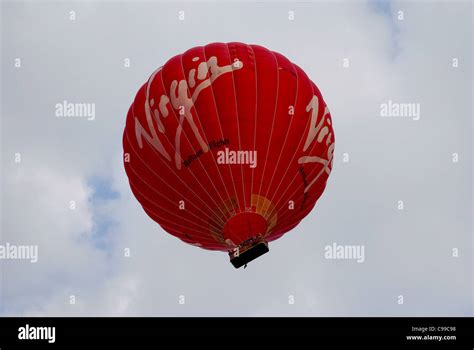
[0,0,472,316]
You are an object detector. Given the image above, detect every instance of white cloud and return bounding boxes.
[1,162,109,315]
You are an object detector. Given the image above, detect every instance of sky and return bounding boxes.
[0,0,472,316]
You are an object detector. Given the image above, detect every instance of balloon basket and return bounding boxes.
[228,237,269,268]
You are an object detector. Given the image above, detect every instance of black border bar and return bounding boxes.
[0,317,472,347]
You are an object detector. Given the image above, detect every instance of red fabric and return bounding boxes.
[123,42,334,251]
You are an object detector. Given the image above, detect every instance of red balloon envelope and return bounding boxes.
[123,42,334,268]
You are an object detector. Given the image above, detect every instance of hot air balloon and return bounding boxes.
[123,42,334,268]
